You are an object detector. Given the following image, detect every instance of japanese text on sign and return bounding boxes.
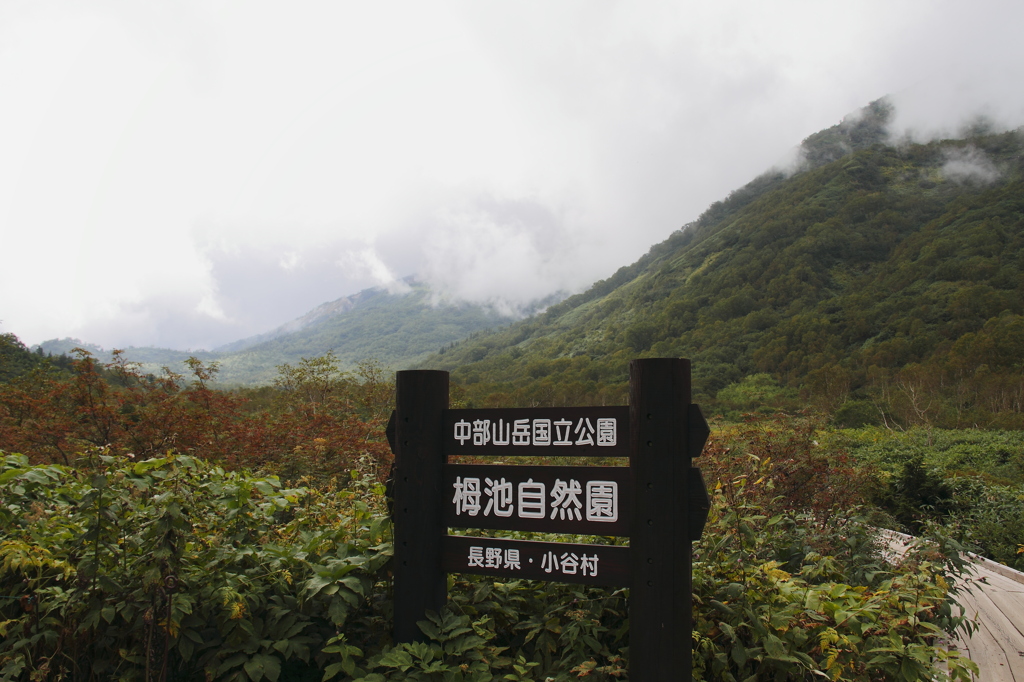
[452,476,619,523]
[453,417,618,448]
[465,545,601,577]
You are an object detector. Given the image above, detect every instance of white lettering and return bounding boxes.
[492,418,511,446]
[518,479,546,518]
[454,419,472,445]
[472,420,491,446]
[452,477,482,516]
[533,419,551,446]
[550,479,583,521]
[596,418,617,447]
[512,419,531,445]
[574,418,595,446]
[483,477,514,517]
[586,481,618,523]
[553,419,573,446]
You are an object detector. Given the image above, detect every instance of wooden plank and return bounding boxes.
[971,581,1024,679]
[442,463,631,535]
[992,587,1024,620]
[979,578,1024,625]
[977,571,1024,599]
[392,370,449,643]
[443,407,629,458]
[956,573,1024,682]
[963,619,1015,682]
[955,589,1008,682]
[442,535,630,587]
[628,358,693,681]
[953,588,980,679]
[970,555,1024,587]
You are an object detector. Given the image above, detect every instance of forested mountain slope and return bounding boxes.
[211,281,517,384]
[1,333,58,381]
[427,104,1024,428]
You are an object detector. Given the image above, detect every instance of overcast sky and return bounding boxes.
[2,0,1023,351]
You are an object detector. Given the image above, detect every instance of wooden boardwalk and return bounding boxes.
[952,555,1024,681]
[878,529,1024,680]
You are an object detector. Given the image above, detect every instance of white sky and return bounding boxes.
[2,0,1023,350]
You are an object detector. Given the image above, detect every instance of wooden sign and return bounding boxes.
[391,359,710,681]
[442,464,631,535]
[442,535,630,587]
[443,407,629,458]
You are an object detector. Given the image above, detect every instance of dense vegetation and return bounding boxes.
[0,334,73,383]
[827,426,1024,570]
[1,420,982,681]
[0,344,392,484]
[2,343,1012,680]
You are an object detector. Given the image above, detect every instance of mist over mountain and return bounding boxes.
[420,99,1024,428]
[36,279,541,385]
[26,94,1024,427]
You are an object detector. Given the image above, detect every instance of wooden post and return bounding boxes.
[629,358,693,680]
[392,369,449,643]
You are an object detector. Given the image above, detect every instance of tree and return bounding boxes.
[274,350,349,416]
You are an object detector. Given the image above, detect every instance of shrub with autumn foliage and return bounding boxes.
[0,347,393,484]
[0,348,985,680]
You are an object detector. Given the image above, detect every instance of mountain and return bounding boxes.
[210,280,523,384]
[420,99,1024,429]
[37,279,524,385]
[212,293,365,354]
[36,338,210,368]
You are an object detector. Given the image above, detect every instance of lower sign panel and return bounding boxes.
[442,535,630,587]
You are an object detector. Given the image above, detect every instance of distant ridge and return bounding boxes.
[211,278,416,354]
[36,278,531,385]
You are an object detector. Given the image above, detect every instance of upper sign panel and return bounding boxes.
[443,407,630,458]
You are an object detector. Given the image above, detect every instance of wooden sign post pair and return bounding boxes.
[389,358,710,681]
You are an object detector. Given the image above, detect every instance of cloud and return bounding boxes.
[882,2,1024,143]
[5,0,1024,350]
[417,197,577,314]
[337,249,411,295]
[70,291,234,353]
[941,146,1003,185]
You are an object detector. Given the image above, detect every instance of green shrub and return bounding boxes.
[1,449,978,681]
[691,456,976,681]
[0,451,391,681]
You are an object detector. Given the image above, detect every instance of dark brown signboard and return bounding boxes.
[442,464,631,536]
[393,361,709,680]
[443,407,629,458]
[442,535,630,587]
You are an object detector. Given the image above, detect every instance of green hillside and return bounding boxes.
[37,282,517,385]
[212,283,516,384]
[425,102,1024,429]
[1,333,48,381]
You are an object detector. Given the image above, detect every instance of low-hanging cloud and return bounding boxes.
[885,45,1024,143]
[417,197,578,315]
[941,145,1003,185]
